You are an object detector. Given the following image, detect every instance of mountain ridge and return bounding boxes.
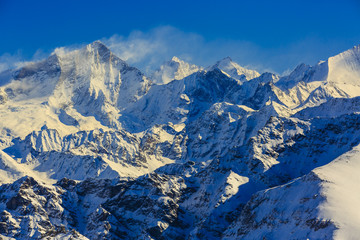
[0,41,360,239]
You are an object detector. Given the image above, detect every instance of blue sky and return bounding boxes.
[0,0,359,74]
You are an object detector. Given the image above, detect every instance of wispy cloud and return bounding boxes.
[1,26,357,76]
[103,26,355,75]
[102,26,205,74]
[0,49,50,73]
[102,26,265,74]
[0,51,25,73]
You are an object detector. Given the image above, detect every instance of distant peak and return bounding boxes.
[293,63,310,71]
[85,40,121,62]
[171,56,182,62]
[91,40,106,48]
[214,57,233,66]
[208,56,260,82]
[88,40,110,51]
[212,57,235,68]
[152,56,201,84]
[88,40,111,54]
[222,56,233,62]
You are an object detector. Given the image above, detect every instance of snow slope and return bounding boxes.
[223,143,360,240]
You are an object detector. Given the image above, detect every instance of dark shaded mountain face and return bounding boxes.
[0,42,360,239]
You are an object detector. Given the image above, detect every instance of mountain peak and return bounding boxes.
[85,40,113,60]
[326,43,360,87]
[208,57,260,82]
[211,57,233,68]
[152,57,202,84]
[171,56,182,63]
[219,56,233,63]
[89,40,107,49]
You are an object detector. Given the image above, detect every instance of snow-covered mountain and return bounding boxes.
[151,56,202,84]
[207,56,260,83]
[0,41,151,139]
[0,41,360,239]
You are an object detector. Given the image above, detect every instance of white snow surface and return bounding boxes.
[0,150,55,184]
[316,144,360,240]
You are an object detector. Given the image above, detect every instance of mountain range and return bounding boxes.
[0,40,360,239]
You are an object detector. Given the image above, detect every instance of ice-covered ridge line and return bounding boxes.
[327,44,360,86]
[3,125,180,180]
[276,44,360,99]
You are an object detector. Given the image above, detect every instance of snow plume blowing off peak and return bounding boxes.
[0,40,151,137]
[100,26,270,75]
